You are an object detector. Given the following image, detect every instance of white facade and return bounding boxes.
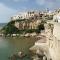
[53,12,60,22]
[11,15,20,20]
[53,23,60,40]
[11,11,36,20]
[48,22,60,60]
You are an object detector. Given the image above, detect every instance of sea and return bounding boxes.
[0,23,37,60]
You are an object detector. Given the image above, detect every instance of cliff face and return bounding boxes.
[14,19,41,30]
[44,22,60,60]
[1,18,45,36]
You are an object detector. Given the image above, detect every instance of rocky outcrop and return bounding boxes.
[14,19,41,30]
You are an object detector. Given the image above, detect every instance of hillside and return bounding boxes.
[1,19,45,36]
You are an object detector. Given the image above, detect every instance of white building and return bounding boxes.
[11,11,38,20]
[49,23,60,60]
[45,22,60,60]
[53,12,60,22]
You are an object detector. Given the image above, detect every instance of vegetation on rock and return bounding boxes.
[2,19,45,36]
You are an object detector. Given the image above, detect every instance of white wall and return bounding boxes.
[49,23,60,60]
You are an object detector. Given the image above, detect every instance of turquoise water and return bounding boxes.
[0,37,37,60]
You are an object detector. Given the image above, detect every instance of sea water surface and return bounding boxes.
[0,24,37,60]
[0,36,37,60]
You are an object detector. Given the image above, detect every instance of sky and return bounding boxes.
[0,0,60,23]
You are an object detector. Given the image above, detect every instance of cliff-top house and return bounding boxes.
[11,11,40,20]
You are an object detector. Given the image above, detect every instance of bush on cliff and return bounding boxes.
[2,21,20,35]
[36,23,45,33]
